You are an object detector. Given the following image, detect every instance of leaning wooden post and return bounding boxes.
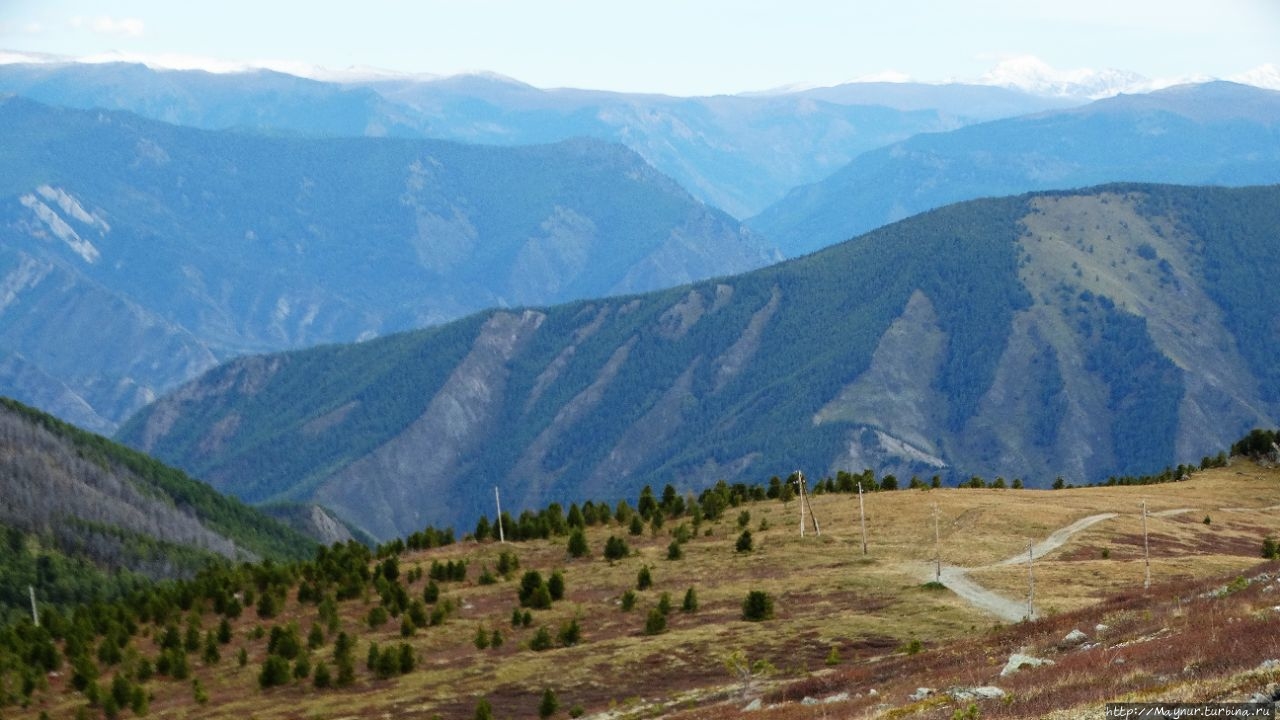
[797,472,806,538]
[1026,541,1035,621]
[933,503,941,583]
[29,585,39,627]
[857,482,868,555]
[1142,499,1151,590]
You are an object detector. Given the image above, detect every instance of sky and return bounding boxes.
[0,0,1277,95]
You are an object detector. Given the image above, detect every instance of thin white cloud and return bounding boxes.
[69,15,145,38]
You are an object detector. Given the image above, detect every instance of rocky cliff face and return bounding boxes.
[119,185,1280,539]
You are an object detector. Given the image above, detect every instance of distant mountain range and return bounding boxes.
[118,184,1280,540]
[749,82,1280,256]
[0,97,774,432]
[0,60,1071,217]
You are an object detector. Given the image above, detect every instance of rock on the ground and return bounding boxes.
[742,698,762,712]
[1095,623,1109,634]
[950,687,1006,701]
[910,688,934,701]
[1061,629,1088,646]
[1001,652,1055,676]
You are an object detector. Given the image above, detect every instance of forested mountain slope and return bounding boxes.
[0,97,775,431]
[0,397,315,618]
[118,184,1280,540]
[750,82,1280,256]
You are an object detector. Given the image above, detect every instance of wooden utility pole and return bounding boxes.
[933,503,941,583]
[794,471,821,537]
[1026,541,1035,621]
[805,478,821,536]
[494,487,506,544]
[857,482,868,555]
[798,473,806,538]
[29,585,38,627]
[1142,500,1151,590]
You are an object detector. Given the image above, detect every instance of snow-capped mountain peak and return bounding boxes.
[978,55,1153,99]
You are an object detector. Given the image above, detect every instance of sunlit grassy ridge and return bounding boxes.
[5,458,1278,719]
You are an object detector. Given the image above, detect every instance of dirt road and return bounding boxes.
[917,512,1120,622]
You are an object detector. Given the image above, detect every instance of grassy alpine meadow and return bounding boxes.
[9,462,1280,720]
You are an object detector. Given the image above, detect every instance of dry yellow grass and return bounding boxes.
[13,463,1280,719]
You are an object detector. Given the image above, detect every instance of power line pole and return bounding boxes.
[1026,541,1035,621]
[804,475,821,536]
[494,486,506,544]
[1142,499,1150,590]
[933,503,941,583]
[29,585,38,627]
[798,473,805,538]
[857,482,868,555]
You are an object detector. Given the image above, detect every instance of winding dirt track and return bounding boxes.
[916,512,1119,622]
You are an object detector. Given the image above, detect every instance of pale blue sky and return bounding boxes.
[1,0,1277,95]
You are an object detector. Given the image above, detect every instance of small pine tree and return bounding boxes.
[375,646,399,679]
[193,678,209,705]
[530,626,553,652]
[628,515,645,536]
[667,541,683,560]
[336,655,356,688]
[475,697,494,720]
[1263,537,1279,560]
[258,655,291,689]
[490,629,504,648]
[644,608,667,635]
[202,631,220,665]
[313,661,332,688]
[558,618,581,647]
[742,590,774,621]
[539,687,559,719]
[657,592,672,616]
[735,529,753,553]
[604,535,630,561]
[682,587,698,613]
[567,529,589,558]
[497,550,520,578]
[530,584,553,610]
[825,646,841,666]
[548,571,566,601]
[308,624,325,650]
[636,565,653,590]
[474,625,491,650]
[620,590,637,611]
